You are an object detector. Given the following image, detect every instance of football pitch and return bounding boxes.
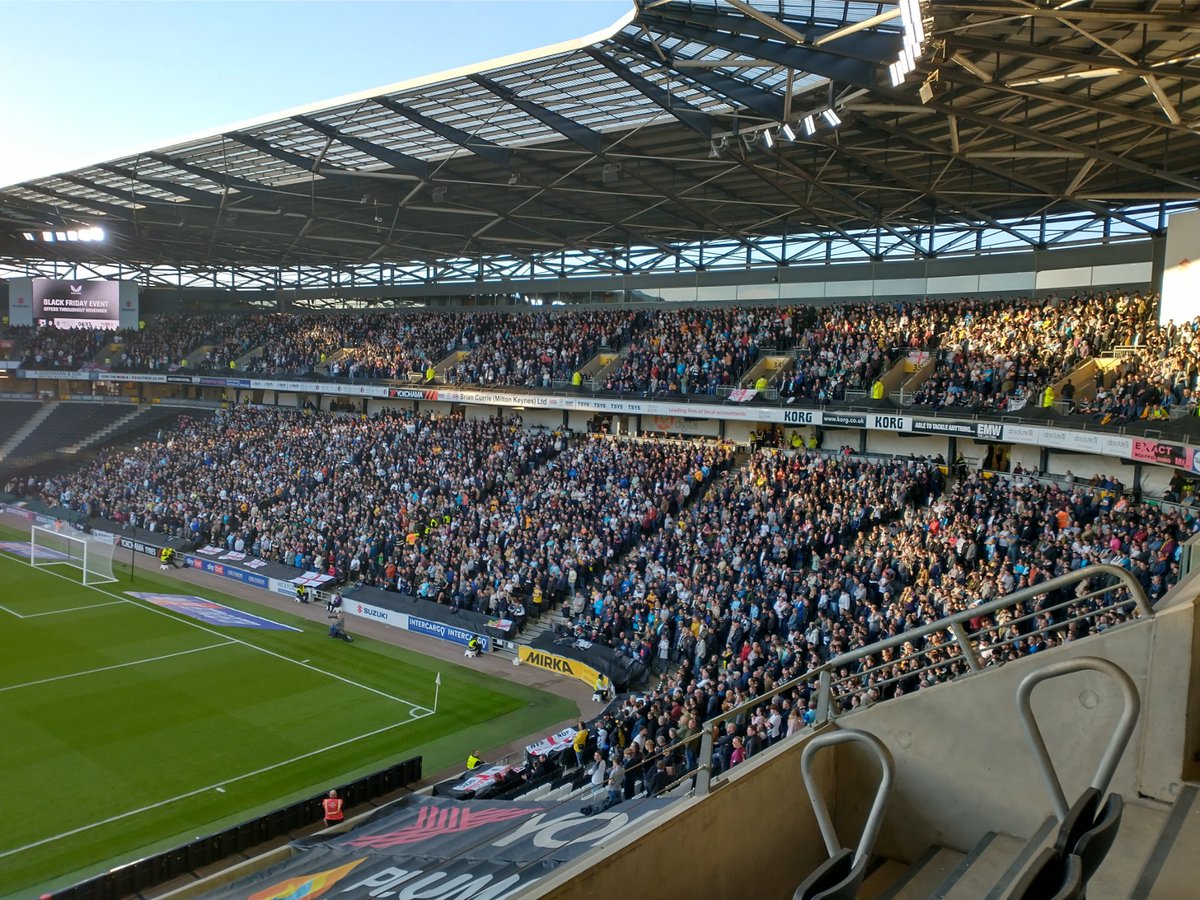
[0,529,575,897]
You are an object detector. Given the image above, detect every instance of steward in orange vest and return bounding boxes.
[322,790,344,827]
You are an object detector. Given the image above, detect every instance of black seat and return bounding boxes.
[1053,787,1102,858]
[792,848,867,900]
[1072,792,1124,885]
[1007,847,1084,900]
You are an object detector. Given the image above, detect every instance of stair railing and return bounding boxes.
[802,729,894,868]
[1015,656,1140,821]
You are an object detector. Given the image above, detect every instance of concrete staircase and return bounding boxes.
[62,405,149,454]
[0,401,57,463]
[857,785,1199,899]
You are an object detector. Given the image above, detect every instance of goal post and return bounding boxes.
[30,524,117,586]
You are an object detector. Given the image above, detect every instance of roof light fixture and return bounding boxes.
[803,115,816,136]
[821,109,842,128]
[780,123,796,142]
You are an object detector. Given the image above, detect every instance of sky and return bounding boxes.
[0,0,632,187]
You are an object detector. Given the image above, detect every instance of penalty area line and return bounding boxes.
[0,642,236,695]
[26,562,433,715]
[20,599,128,618]
[0,709,435,861]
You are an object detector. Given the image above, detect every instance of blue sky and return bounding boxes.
[0,1,631,186]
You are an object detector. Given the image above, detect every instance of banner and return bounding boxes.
[205,795,669,899]
[1130,438,1191,469]
[343,598,491,652]
[517,645,602,688]
[33,278,120,330]
[525,727,578,761]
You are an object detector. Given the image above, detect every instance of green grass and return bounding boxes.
[0,531,575,897]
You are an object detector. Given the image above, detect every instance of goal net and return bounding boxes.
[30,524,117,586]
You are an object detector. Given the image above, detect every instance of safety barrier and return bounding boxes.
[50,756,422,900]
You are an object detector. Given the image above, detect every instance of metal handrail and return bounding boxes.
[801,729,894,867]
[1015,656,1141,821]
[693,563,1151,796]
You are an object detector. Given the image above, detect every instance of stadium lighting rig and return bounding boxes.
[889,0,929,87]
[23,226,106,243]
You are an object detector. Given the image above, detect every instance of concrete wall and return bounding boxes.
[831,608,1193,863]
[529,731,837,900]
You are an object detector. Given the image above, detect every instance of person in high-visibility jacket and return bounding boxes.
[159,547,174,570]
[322,790,345,828]
[1042,385,1055,408]
[754,375,769,391]
[571,371,582,388]
[871,381,885,400]
[466,751,485,770]
[425,365,437,382]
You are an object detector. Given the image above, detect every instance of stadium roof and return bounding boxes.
[2,0,1199,287]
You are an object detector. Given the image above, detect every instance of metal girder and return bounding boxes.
[736,156,877,257]
[471,71,776,261]
[468,74,606,155]
[920,96,1200,193]
[372,97,512,171]
[853,111,1160,235]
[226,133,321,175]
[293,115,431,179]
[57,175,176,211]
[946,34,1200,85]
[935,69,1195,136]
[935,2,1200,25]
[609,32,784,120]
[584,48,715,138]
[145,153,312,206]
[29,183,169,229]
[814,132,1040,247]
[646,3,901,63]
[763,150,930,255]
[638,7,887,90]
[99,165,224,207]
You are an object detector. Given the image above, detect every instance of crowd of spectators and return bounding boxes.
[776,304,921,403]
[911,292,1160,412]
[21,325,111,369]
[1078,314,1200,423]
[601,307,803,396]
[551,449,1193,764]
[10,293,1193,426]
[26,407,557,586]
[443,310,638,388]
[19,407,733,631]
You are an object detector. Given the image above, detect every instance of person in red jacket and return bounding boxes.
[322,789,345,828]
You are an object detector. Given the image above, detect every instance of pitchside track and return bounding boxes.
[0,535,574,897]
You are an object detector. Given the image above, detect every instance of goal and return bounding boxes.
[30,524,117,586]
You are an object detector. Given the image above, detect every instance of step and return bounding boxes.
[1088,797,1170,900]
[860,860,908,900]
[936,832,1027,899]
[1131,783,1200,899]
[983,816,1058,900]
[878,846,965,900]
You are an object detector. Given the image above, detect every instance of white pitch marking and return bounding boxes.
[20,599,128,618]
[0,642,236,694]
[0,710,434,860]
[24,563,432,714]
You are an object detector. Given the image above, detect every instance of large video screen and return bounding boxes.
[32,279,121,330]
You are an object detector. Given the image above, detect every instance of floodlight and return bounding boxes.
[803,115,816,136]
[780,123,795,142]
[42,231,54,242]
[889,62,905,87]
[762,129,774,149]
[55,232,67,242]
[22,232,34,241]
[821,109,842,128]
